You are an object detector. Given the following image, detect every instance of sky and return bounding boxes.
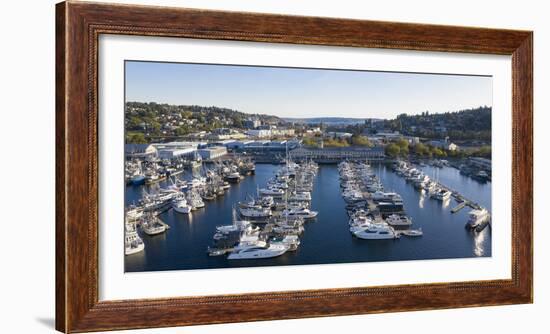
[125,61,492,119]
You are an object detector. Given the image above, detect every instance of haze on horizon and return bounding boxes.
[125,61,492,120]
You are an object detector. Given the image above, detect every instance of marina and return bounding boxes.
[125,159,491,272]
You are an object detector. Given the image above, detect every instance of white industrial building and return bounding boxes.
[125,144,158,160]
[156,147,196,159]
[197,146,228,160]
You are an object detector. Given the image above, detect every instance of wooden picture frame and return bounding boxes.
[56,1,533,332]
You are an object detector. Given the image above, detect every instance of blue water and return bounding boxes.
[124,164,491,272]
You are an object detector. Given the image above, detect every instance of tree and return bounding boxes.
[302,137,318,147]
[432,147,446,157]
[414,143,429,156]
[385,143,400,157]
[125,132,147,144]
[395,139,409,150]
[351,135,372,147]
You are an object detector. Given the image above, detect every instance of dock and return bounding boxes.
[451,201,466,213]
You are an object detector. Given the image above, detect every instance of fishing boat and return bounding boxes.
[141,215,167,236]
[125,206,143,222]
[186,189,205,209]
[225,172,241,183]
[171,193,192,214]
[125,222,144,255]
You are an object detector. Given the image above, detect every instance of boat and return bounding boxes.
[238,205,272,219]
[227,244,289,260]
[377,200,404,213]
[353,223,398,240]
[288,191,311,202]
[125,222,144,255]
[402,228,423,237]
[225,172,241,183]
[141,215,167,236]
[125,206,143,221]
[187,177,207,189]
[372,191,402,203]
[466,208,491,229]
[130,174,146,185]
[171,194,192,214]
[282,207,318,219]
[186,189,205,209]
[431,188,452,201]
[385,214,413,227]
[259,187,285,197]
[270,235,300,251]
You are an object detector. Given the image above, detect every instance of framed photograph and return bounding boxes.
[56,1,532,332]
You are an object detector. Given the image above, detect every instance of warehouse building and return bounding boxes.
[197,146,228,160]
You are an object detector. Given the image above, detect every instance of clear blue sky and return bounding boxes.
[125,61,492,119]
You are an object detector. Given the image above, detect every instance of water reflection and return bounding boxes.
[418,192,425,208]
[473,229,487,256]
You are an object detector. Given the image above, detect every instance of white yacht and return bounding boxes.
[372,191,402,202]
[348,216,373,233]
[282,207,318,219]
[125,222,144,255]
[385,214,413,227]
[431,188,452,201]
[239,205,272,219]
[227,244,289,260]
[259,187,285,197]
[172,194,192,214]
[270,235,300,251]
[402,228,423,237]
[466,208,490,229]
[288,191,311,202]
[353,223,398,240]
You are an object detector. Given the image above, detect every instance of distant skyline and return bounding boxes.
[125,61,492,119]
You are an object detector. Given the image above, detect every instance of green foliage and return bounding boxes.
[432,147,446,157]
[414,143,429,156]
[351,135,373,147]
[385,143,400,157]
[302,137,319,147]
[471,145,491,158]
[324,137,350,148]
[125,132,147,144]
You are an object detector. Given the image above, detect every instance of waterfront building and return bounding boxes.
[157,147,196,159]
[125,144,158,160]
[197,146,228,160]
[290,147,385,162]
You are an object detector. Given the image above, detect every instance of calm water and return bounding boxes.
[125,163,491,272]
